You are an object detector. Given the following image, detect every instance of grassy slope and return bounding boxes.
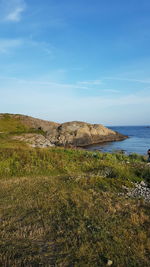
[0,114,45,149]
[0,114,30,133]
[0,116,150,266]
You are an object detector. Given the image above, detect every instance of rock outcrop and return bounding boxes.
[0,113,127,147]
[47,121,127,147]
[13,134,54,148]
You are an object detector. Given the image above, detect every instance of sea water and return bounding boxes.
[86,126,150,155]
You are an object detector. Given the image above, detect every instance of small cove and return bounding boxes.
[86,126,150,155]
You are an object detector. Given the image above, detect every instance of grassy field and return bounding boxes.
[0,146,150,266]
[0,115,150,266]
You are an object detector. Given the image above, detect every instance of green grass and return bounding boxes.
[0,114,28,134]
[0,147,147,183]
[0,114,45,136]
[0,116,150,266]
[0,146,150,266]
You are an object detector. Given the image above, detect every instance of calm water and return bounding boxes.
[86,126,150,155]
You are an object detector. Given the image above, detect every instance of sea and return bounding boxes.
[86,126,150,155]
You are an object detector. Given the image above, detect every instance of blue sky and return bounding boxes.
[0,0,150,125]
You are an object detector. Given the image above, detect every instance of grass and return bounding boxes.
[1,174,150,267]
[0,114,28,134]
[0,114,45,136]
[0,116,150,266]
[0,147,150,266]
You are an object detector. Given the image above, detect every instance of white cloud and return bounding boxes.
[0,76,89,90]
[0,38,54,55]
[102,89,119,93]
[78,80,102,86]
[105,77,150,84]
[0,0,26,22]
[0,38,23,53]
[6,6,25,22]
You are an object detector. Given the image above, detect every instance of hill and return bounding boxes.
[0,113,127,148]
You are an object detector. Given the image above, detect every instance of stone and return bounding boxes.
[107,260,113,266]
[124,181,150,202]
[140,181,146,187]
[12,133,54,148]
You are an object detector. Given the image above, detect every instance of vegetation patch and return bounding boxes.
[0,114,46,136]
[0,145,150,266]
[0,120,150,266]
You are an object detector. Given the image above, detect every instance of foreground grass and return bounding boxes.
[0,147,150,266]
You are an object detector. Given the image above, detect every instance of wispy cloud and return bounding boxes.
[0,76,90,90]
[102,89,119,93]
[0,38,55,56]
[6,6,25,22]
[0,76,121,93]
[105,77,150,84]
[78,80,102,86]
[1,76,150,124]
[27,39,55,56]
[0,0,26,22]
[0,38,23,53]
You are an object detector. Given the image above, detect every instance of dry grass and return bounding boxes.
[0,116,150,266]
[0,147,150,266]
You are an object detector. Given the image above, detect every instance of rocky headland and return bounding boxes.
[46,121,127,147]
[0,113,127,148]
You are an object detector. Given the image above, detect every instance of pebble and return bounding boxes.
[107,260,113,266]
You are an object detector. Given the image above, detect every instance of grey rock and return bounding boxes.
[12,134,54,148]
[140,181,146,187]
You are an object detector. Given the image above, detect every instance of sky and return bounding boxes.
[0,0,150,125]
